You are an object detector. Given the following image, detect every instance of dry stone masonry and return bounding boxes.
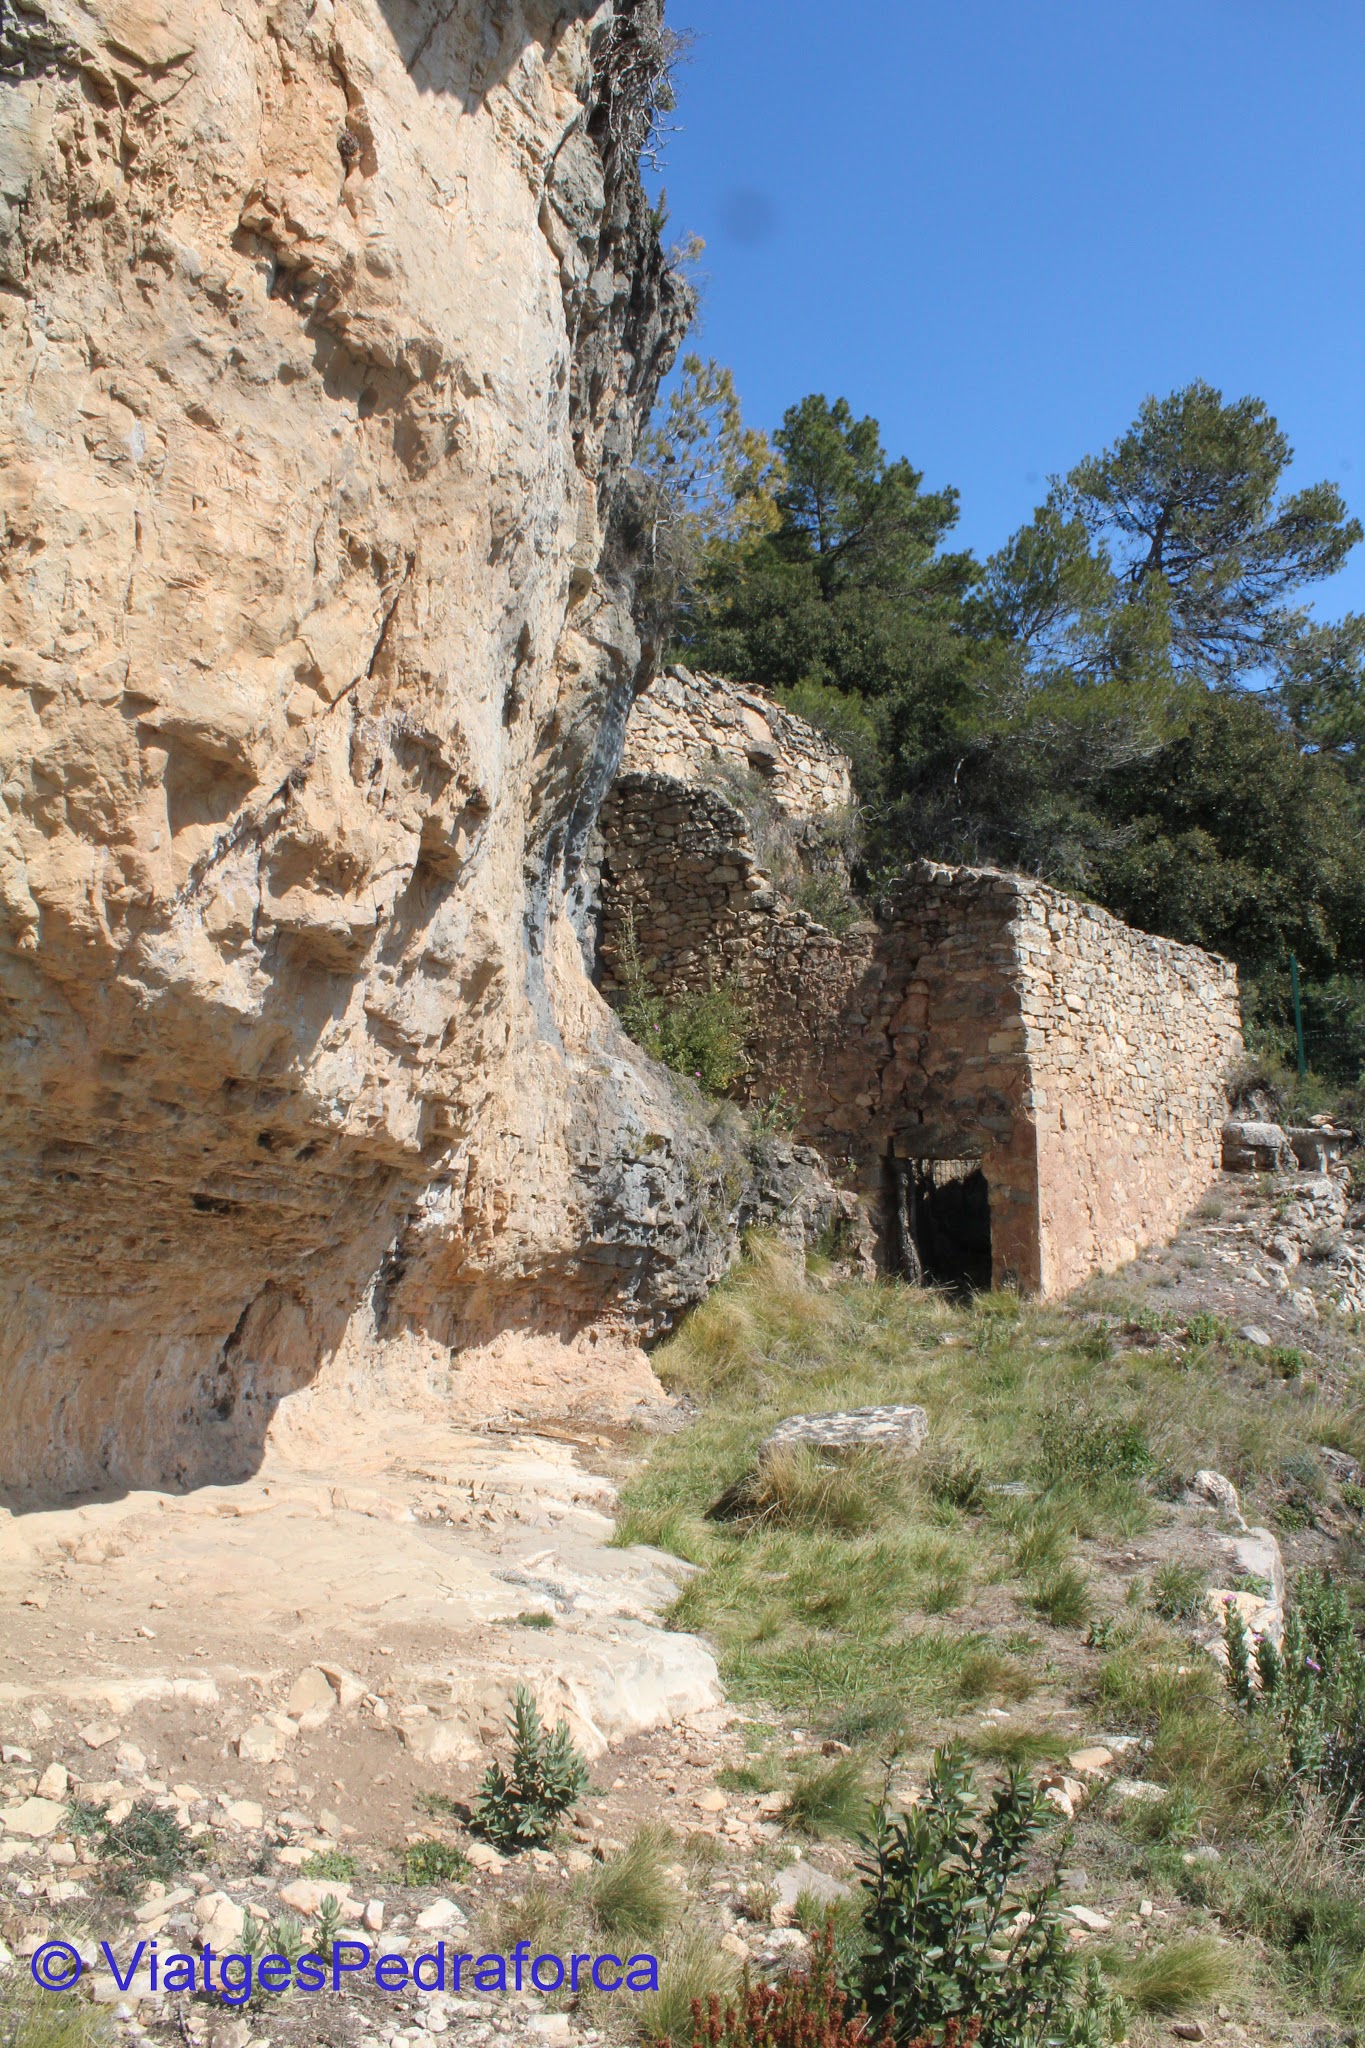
[617,665,854,818]
[601,674,1244,1296]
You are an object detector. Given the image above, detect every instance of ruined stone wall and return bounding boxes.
[618,668,854,820]
[598,757,1242,1293]
[1013,889,1243,1294]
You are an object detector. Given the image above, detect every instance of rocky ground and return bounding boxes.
[2,1153,1363,2048]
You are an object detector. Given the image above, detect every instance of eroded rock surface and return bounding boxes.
[0,0,800,1495]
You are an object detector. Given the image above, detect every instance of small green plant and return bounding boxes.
[1151,1561,1209,1624]
[640,1923,738,2048]
[587,1824,681,1943]
[782,1754,870,1839]
[856,1744,1127,2048]
[1035,1404,1152,1487]
[312,1896,342,1957]
[300,1848,358,1882]
[1183,1311,1229,1348]
[928,1454,988,1513]
[1107,1935,1234,2014]
[470,1684,590,1851]
[1229,1570,1365,1820]
[1031,1567,1093,1631]
[513,1609,554,1629]
[401,1836,470,1886]
[64,1796,198,1900]
[1270,1345,1307,1380]
[749,1086,803,1135]
[614,913,751,1094]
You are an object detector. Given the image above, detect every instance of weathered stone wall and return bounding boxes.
[599,742,1243,1293]
[1013,888,1243,1294]
[618,667,853,820]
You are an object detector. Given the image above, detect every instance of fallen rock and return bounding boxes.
[0,1799,65,1838]
[1222,1122,1294,1173]
[1065,1906,1112,1932]
[317,1664,367,1711]
[1237,1325,1272,1349]
[464,1841,506,1873]
[218,1799,264,1832]
[286,1669,335,1721]
[79,1721,120,1750]
[759,1404,929,1463]
[278,1878,359,1918]
[694,1789,727,1814]
[415,1899,468,1933]
[235,1724,284,1766]
[35,1764,68,1800]
[1065,1749,1113,1778]
[1110,1779,1167,1804]
[1185,1470,1244,1524]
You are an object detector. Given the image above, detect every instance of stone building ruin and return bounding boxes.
[598,669,1244,1296]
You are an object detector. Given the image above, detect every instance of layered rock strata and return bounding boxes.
[0,0,833,1496]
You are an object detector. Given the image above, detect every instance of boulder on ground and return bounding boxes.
[1222,1121,1295,1173]
[758,1404,929,1464]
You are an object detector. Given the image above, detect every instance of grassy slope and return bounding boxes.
[615,1237,1365,2034]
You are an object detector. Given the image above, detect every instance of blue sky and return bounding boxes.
[649,0,1365,617]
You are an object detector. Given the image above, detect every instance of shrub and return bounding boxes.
[300,1848,358,1882]
[614,914,751,1095]
[733,1444,910,1534]
[856,1744,1127,2048]
[928,1455,988,1513]
[1108,1935,1234,2014]
[1230,1570,1365,1820]
[1036,1404,1152,1487]
[675,1921,895,2048]
[1183,1312,1229,1348]
[65,1797,197,1900]
[782,1754,871,1839]
[470,1685,590,1851]
[1151,1562,1209,1624]
[587,1825,681,1943]
[1031,1568,1093,1630]
[401,1838,470,1886]
[640,1924,738,2048]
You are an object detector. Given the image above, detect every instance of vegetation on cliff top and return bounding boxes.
[641,363,1365,1093]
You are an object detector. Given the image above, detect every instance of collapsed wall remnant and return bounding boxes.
[599,671,1244,1295]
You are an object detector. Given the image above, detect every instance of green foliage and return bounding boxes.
[400,1837,469,1886]
[1106,1936,1233,2015]
[1035,1404,1153,1487]
[300,1848,358,1882]
[856,1744,1127,2048]
[1233,1571,1365,1819]
[662,366,1365,1088]
[1,1987,113,2048]
[1151,1562,1210,1624]
[640,1924,738,2048]
[586,1824,681,1943]
[1184,1312,1229,1348]
[782,1754,871,1839]
[1031,1567,1093,1631]
[64,1797,197,1900]
[614,914,751,1095]
[470,1684,590,1852]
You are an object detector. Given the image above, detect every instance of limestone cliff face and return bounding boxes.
[0,0,787,1495]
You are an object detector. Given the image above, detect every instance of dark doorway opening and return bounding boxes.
[891,1156,993,1295]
